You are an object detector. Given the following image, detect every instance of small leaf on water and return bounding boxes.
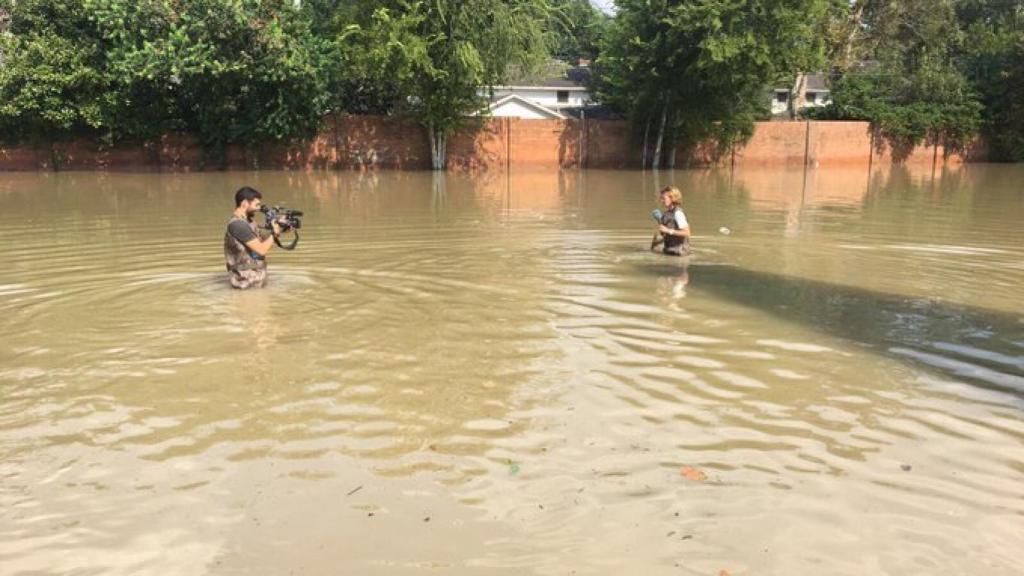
[680,466,707,481]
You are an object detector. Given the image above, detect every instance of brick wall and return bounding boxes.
[0,116,985,171]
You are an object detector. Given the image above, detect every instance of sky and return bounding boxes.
[590,0,615,15]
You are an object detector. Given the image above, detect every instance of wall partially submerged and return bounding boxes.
[0,116,985,171]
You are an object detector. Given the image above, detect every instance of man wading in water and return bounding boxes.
[651,185,691,256]
[224,186,282,289]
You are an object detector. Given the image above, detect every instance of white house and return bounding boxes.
[486,94,567,120]
[771,73,832,116]
[481,66,595,120]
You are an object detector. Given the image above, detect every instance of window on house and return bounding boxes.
[806,92,817,104]
[557,90,569,103]
[775,92,788,103]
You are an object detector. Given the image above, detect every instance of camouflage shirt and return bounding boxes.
[224,216,268,289]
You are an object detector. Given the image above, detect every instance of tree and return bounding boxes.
[596,0,831,168]
[0,0,332,157]
[957,0,1024,161]
[0,0,115,141]
[87,0,332,151]
[549,0,607,63]
[337,0,556,169]
[809,0,984,160]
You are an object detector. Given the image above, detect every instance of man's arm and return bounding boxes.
[244,234,276,257]
[231,219,281,257]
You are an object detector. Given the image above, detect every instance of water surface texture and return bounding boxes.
[1,166,1022,575]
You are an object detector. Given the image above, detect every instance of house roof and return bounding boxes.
[531,78,583,88]
[494,84,588,91]
[805,73,829,91]
[485,94,565,119]
[560,105,623,120]
[774,72,830,92]
[496,66,592,91]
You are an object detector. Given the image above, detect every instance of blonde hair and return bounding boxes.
[660,186,682,207]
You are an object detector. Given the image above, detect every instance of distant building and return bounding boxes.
[486,94,568,120]
[481,66,601,120]
[771,73,831,117]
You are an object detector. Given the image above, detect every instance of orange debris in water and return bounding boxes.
[680,466,708,481]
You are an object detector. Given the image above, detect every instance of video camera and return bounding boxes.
[260,205,304,250]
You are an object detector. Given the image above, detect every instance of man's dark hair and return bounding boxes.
[234,186,263,207]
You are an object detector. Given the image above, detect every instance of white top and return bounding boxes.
[674,209,689,230]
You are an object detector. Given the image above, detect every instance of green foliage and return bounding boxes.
[548,0,606,62]
[595,0,831,163]
[0,0,331,150]
[334,0,556,167]
[809,0,984,159]
[0,0,114,140]
[0,0,1015,163]
[957,1,1024,161]
[0,0,554,165]
[86,0,332,148]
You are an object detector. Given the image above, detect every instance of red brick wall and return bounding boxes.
[509,118,581,168]
[808,121,873,166]
[0,117,985,171]
[733,121,810,166]
[448,118,507,171]
[583,119,639,168]
[333,115,430,170]
[0,144,44,170]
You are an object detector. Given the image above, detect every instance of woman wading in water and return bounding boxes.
[651,185,691,256]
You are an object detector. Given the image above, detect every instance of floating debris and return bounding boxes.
[680,466,708,482]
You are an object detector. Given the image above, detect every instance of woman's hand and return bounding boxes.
[659,225,672,235]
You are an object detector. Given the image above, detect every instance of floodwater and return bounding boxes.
[0,165,1022,575]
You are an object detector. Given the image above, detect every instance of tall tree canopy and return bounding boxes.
[594,0,831,168]
[957,0,1024,160]
[338,0,556,168]
[1,0,1021,164]
[810,0,984,159]
[549,0,607,62]
[0,0,331,153]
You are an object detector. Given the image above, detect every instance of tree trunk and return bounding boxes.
[429,126,447,171]
[666,109,678,169]
[841,1,867,72]
[789,73,807,120]
[440,130,447,171]
[429,127,438,170]
[651,101,668,170]
[641,114,651,170]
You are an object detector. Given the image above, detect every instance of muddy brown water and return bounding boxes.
[1,166,1022,575]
